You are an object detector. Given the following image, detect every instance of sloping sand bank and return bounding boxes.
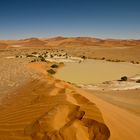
[75,88,140,140]
[0,63,110,140]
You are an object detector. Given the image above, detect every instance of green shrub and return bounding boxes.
[32,52,37,54]
[51,64,59,68]
[47,69,56,75]
[121,76,128,81]
[81,55,86,59]
[131,61,135,64]
[26,54,34,57]
[40,57,46,62]
[39,55,47,62]
[30,59,36,62]
[50,54,54,58]
[116,59,121,62]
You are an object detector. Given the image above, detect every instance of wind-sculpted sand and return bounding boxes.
[0,62,110,140]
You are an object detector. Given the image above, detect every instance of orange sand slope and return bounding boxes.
[77,89,140,140]
[0,64,110,140]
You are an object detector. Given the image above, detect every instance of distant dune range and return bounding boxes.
[1,36,140,62]
[1,37,140,48]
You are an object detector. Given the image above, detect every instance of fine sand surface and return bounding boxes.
[0,57,39,102]
[0,62,110,140]
[75,88,140,140]
[86,89,140,116]
[55,59,140,84]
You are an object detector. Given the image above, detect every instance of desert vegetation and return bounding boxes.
[131,61,140,64]
[136,79,140,83]
[51,64,59,68]
[81,55,87,59]
[47,69,56,75]
[121,76,128,81]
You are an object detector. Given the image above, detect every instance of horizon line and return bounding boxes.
[0,35,140,41]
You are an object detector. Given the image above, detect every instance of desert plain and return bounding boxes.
[0,37,140,140]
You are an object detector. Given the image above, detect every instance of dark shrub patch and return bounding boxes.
[39,55,47,62]
[121,76,128,81]
[40,57,46,62]
[50,54,53,58]
[32,52,37,54]
[26,54,34,57]
[131,61,135,64]
[81,56,86,59]
[136,80,140,83]
[31,59,37,62]
[51,64,59,68]
[47,69,56,75]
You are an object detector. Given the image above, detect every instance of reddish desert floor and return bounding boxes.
[0,37,140,140]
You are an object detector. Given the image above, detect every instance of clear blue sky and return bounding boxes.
[0,0,140,39]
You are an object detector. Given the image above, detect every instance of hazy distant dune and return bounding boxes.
[1,36,140,48]
[0,43,8,48]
